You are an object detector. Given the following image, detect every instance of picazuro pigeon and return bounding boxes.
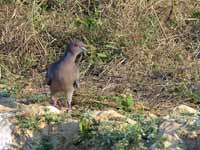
[46,40,87,112]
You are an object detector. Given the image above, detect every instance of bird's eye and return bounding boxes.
[74,43,78,47]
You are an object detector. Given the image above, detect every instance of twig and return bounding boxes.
[151,6,167,39]
[37,38,47,56]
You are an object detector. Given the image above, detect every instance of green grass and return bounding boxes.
[1,0,200,107]
[77,111,164,150]
[43,113,63,124]
[26,94,48,103]
[174,82,200,102]
[1,3,200,149]
[17,113,63,130]
[17,115,41,130]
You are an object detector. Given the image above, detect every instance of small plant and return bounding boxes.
[73,6,103,31]
[112,94,135,111]
[17,115,41,130]
[27,94,47,103]
[43,113,62,124]
[56,0,65,6]
[174,82,200,102]
[77,110,164,149]
[79,111,93,136]
[192,10,200,18]
[139,15,159,47]
[168,19,178,29]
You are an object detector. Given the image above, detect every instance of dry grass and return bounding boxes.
[0,0,200,113]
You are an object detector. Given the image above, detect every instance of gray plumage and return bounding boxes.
[46,40,86,111]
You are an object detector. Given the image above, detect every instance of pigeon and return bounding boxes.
[46,40,87,112]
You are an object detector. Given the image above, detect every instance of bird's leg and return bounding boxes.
[66,89,74,112]
[73,80,80,89]
[50,94,58,107]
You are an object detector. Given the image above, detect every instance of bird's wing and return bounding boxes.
[45,69,52,85]
[46,63,56,86]
[46,72,52,85]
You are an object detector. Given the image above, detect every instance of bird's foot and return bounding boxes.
[73,80,80,89]
[67,108,72,113]
[50,97,61,109]
[50,98,56,105]
[67,102,72,113]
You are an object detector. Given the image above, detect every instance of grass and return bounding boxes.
[1,1,200,110]
[17,113,62,130]
[17,115,41,130]
[1,1,200,148]
[43,112,63,124]
[77,111,164,150]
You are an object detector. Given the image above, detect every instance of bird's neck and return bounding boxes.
[63,51,77,62]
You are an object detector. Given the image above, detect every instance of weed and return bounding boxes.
[168,19,178,29]
[174,82,200,102]
[112,94,135,111]
[78,112,163,149]
[139,15,159,47]
[192,10,200,18]
[43,113,62,124]
[79,111,93,136]
[17,115,41,130]
[27,94,47,103]
[1,0,200,126]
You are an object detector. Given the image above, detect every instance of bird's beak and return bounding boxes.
[81,47,87,55]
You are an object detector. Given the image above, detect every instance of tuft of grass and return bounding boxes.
[77,111,164,150]
[17,113,62,130]
[17,115,41,130]
[112,94,135,111]
[79,111,93,136]
[1,0,200,111]
[139,15,160,47]
[43,113,62,124]
[26,94,48,103]
[174,82,200,102]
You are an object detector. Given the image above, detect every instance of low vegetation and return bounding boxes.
[17,113,62,130]
[77,111,164,150]
[0,0,200,109]
[0,0,200,149]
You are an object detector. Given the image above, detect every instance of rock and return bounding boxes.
[147,112,158,119]
[151,105,200,150]
[48,121,79,150]
[19,104,61,116]
[0,105,14,113]
[1,101,200,150]
[91,109,137,125]
[0,96,18,149]
[150,121,186,150]
[14,120,79,150]
[172,105,198,115]
[19,104,46,116]
[0,112,16,150]
[0,95,79,150]
[0,96,17,109]
[44,106,61,114]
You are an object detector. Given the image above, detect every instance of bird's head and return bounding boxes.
[68,40,87,56]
